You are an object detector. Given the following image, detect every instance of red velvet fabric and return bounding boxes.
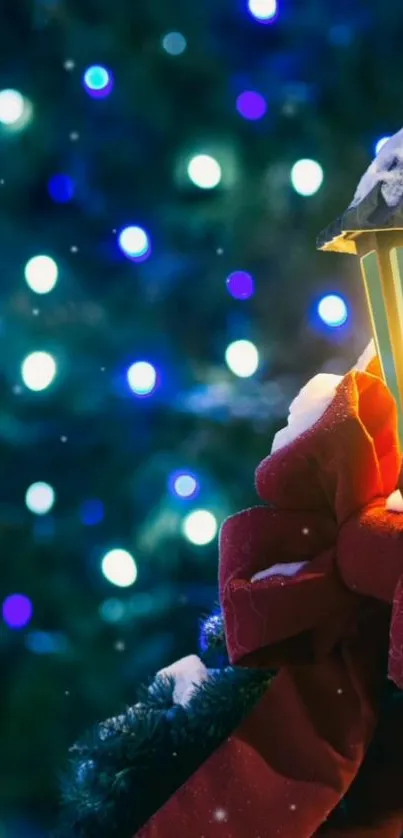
[136,367,403,838]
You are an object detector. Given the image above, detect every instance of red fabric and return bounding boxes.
[136,367,403,838]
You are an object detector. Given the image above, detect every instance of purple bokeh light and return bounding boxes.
[236,91,267,121]
[2,594,33,629]
[226,271,255,300]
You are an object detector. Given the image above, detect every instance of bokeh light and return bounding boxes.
[187,154,222,189]
[236,91,267,121]
[225,339,259,377]
[247,0,278,23]
[317,294,348,327]
[118,225,151,261]
[24,255,58,294]
[80,499,105,526]
[0,89,25,125]
[162,32,187,55]
[374,136,391,155]
[169,471,199,499]
[21,351,57,391]
[101,548,138,588]
[99,598,125,623]
[48,174,75,203]
[83,65,114,98]
[226,271,255,300]
[291,159,323,196]
[182,509,218,545]
[25,482,55,515]
[2,594,33,629]
[127,361,157,396]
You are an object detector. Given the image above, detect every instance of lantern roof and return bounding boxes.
[318,127,403,254]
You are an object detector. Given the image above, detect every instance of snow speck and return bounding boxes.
[350,127,403,209]
[213,808,228,822]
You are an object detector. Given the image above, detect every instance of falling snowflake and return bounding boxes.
[302,527,310,535]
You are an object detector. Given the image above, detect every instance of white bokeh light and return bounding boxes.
[0,89,25,125]
[317,294,348,327]
[24,255,58,294]
[21,351,57,391]
[127,361,157,396]
[225,339,259,378]
[248,0,278,21]
[182,509,218,546]
[25,482,55,515]
[187,155,222,189]
[101,549,138,588]
[291,159,324,196]
[118,226,151,260]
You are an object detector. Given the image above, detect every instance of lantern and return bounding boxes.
[318,128,403,441]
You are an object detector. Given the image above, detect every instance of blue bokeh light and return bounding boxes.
[169,470,199,499]
[80,499,105,526]
[2,594,33,629]
[118,226,151,262]
[162,32,187,55]
[48,174,75,203]
[83,65,114,98]
[317,294,348,328]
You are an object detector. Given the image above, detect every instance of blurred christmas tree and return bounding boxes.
[0,0,402,834]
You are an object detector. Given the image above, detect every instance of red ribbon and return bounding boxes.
[221,367,403,688]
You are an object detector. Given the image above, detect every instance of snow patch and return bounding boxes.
[350,128,403,209]
[270,342,379,455]
[354,339,376,371]
[386,489,403,513]
[252,561,309,583]
[157,654,208,706]
[271,373,342,453]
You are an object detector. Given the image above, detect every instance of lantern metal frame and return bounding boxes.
[318,179,403,441]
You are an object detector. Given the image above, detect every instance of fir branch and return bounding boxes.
[56,666,273,838]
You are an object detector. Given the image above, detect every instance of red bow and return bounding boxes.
[221,364,403,689]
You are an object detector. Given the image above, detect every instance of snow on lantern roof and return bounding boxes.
[317,127,403,254]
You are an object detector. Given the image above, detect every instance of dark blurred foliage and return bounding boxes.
[0,0,402,834]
